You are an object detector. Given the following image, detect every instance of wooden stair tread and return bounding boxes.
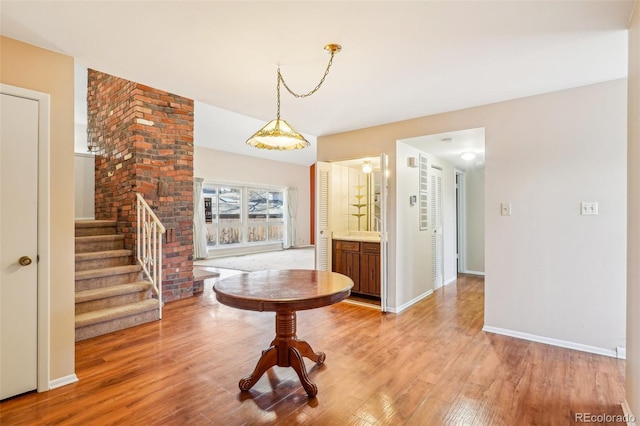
[75,249,132,261]
[76,264,141,280]
[75,299,160,328]
[76,282,153,303]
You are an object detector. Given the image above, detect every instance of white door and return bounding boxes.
[315,162,332,271]
[430,166,444,288]
[0,93,39,400]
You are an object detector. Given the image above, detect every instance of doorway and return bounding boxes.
[314,154,389,312]
[400,127,485,285]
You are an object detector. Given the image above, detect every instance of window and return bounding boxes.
[203,183,285,249]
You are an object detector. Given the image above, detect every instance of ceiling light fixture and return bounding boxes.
[362,161,373,174]
[246,43,342,150]
[461,152,476,161]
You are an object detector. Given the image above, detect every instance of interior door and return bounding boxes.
[430,165,444,288]
[315,161,332,271]
[0,93,39,400]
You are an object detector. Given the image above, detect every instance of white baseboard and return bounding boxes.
[387,289,433,313]
[482,325,618,358]
[463,270,485,276]
[445,276,457,286]
[49,374,79,390]
[622,400,637,425]
[617,346,627,360]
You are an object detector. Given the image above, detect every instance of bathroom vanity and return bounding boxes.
[332,234,380,297]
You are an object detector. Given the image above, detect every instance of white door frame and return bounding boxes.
[379,153,389,312]
[1,84,51,393]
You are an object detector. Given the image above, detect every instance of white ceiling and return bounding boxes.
[402,127,486,171]
[1,1,635,166]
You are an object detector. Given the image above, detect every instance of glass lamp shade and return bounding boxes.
[246,119,310,150]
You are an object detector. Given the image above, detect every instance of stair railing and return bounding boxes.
[136,193,166,318]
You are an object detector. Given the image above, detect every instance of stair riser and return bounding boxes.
[76,289,153,314]
[75,226,117,237]
[75,309,160,342]
[75,256,132,272]
[76,272,144,291]
[76,240,124,253]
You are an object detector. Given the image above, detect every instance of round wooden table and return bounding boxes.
[213,269,353,398]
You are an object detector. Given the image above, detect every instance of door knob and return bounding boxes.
[18,256,32,266]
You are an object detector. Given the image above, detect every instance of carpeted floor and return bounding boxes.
[193,246,314,272]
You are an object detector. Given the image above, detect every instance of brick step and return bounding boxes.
[75,249,133,271]
[75,282,154,314]
[75,264,143,291]
[75,220,117,237]
[75,299,160,342]
[192,266,221,293]
[75,234,124,253]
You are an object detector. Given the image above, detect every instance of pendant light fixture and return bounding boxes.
[246,43,341,150]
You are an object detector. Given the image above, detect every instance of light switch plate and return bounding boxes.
[501,203,511,216]
[581,202,598,215]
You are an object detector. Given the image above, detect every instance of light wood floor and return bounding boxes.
[0,274,626,425]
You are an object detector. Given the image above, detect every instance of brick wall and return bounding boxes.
[87,70,195,301]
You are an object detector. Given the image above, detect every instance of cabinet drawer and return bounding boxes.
[334,240,360,252]
[362,242,380,254]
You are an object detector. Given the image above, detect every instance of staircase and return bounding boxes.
[75,220,161,341]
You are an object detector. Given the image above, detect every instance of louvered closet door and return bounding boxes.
[430,166,444,288]
[315,162,332,271]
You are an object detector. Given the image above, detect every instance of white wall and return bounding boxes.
[319,79,627,354]
[464,167,485,274]
[74,154,94,219]
[627,1,640,417]
[330,163,351,234]
[194,146,311,247]
[483,80,627,354]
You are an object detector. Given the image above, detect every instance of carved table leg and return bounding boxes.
[240,310,323,397]
[294,339,326,365]
[288,347,318,397]
[239,346,277,391]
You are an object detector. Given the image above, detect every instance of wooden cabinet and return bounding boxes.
[332,240,361,293]
[332,239,380,297]
[361,243,381,297]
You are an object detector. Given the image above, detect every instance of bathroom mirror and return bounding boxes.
[344,157,381,233]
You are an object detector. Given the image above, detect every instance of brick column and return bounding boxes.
[87,70,194,302]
